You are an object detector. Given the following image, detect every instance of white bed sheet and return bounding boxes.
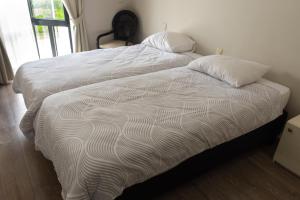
[13,44,198,133]
[258,79,290,109]
[34,67,288,200]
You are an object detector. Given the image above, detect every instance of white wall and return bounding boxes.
[84,0,132,49]
[130,0,300,117]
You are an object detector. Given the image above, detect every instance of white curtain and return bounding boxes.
[62,0,89,52]
[0,0,39,72]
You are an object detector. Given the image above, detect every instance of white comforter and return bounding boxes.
[13,44,195,133]
[34,67,284,200]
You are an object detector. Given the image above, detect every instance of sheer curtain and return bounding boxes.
[0,0,39,72]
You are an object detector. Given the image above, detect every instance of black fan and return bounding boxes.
[97,10,138,49]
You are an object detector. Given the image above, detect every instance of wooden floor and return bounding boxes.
[1,84,300,200]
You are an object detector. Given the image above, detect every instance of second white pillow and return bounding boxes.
[188,55,271,88]
[142,32,196,53]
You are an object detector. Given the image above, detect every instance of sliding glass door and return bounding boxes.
[27,0,73,59]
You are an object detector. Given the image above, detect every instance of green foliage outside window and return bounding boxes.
[31,0,65,36]
[32,0,65,20]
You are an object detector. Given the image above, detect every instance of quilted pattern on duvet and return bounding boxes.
[34,67,284,200]
[13,44,193,133]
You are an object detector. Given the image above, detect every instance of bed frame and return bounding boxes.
[117,111,288,200]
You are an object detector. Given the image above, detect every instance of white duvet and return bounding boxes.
[34,67,285,200]
[13,44,195,133]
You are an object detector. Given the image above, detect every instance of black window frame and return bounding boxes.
[27,0,73,58]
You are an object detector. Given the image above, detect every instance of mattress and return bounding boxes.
[34,66,289,200]
[13,44,199,133]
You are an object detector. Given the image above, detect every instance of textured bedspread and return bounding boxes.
[13,44,194,133]
[34,67,284,200]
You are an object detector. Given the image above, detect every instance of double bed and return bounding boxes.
[13,44,199,133]
[13,31,290,200]
[33,66,290,200]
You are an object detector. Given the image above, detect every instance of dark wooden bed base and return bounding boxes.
[117,111,288,200]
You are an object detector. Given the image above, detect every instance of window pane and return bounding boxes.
[54,26,72,56]
[31,0,65,20]
[34,25,53,58]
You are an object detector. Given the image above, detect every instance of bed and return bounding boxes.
[13,44,199,133]
[33,66,290,200]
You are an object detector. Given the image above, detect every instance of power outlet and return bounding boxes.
[163,22,168,31]
[216,48,224,55]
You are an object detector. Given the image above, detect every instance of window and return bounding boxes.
[27,0,73,58]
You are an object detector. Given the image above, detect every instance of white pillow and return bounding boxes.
[188,55,271,87]
[142,32,196,53]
